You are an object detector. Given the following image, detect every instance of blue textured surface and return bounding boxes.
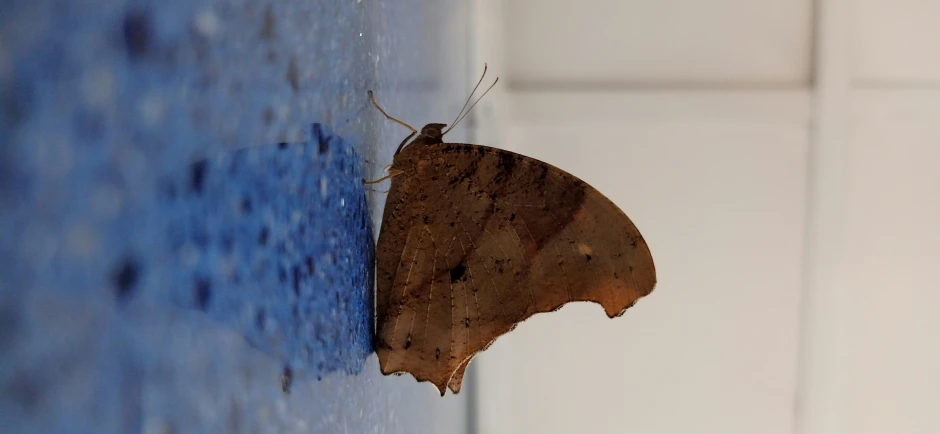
[162,123,375,377]
[1,0,473,432]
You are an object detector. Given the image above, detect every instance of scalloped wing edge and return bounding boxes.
[376,293,655,396]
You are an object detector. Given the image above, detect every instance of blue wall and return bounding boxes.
[1,0,472,432]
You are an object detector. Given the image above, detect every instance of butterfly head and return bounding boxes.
[420,123,447,140]
[395,123,447,155]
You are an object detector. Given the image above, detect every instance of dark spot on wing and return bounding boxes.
[449,264,467,283]
[493,152,517,184]
[537,165,549,183]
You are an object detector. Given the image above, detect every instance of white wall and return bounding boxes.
[470,1,940,433]
[504,0,813,87]
[798,1,940,432]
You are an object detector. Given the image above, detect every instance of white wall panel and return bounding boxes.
[855,0,940,83]
[798,90,940,434]
[476,91,810,434]
[473,1,940,433]
[505,0,814,87]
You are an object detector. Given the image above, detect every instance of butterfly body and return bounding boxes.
[374,124,657,395]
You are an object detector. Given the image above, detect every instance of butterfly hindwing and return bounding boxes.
[375,142,656,395]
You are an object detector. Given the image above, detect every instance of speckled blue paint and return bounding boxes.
[158,123,375,377]
[2,0,474,432]
[2,118,375,432]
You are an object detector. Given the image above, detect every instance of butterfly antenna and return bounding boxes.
[443,76,498,135]
[445,64,488,132]
[368,90,417,133]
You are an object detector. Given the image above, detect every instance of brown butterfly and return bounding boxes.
[367,66,657,396]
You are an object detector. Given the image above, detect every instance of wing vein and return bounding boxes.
[420,225,439,347]
[494,198,542,308]
[456,236,483,349]
[427,175,508,318]
[389,227,426,351]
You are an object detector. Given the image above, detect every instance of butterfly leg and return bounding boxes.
[363,169,405,185]
[368,90,417,133]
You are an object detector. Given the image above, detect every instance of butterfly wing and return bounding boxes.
[375,143,656,395]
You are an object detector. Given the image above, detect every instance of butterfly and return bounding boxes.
[367,65,657,395]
